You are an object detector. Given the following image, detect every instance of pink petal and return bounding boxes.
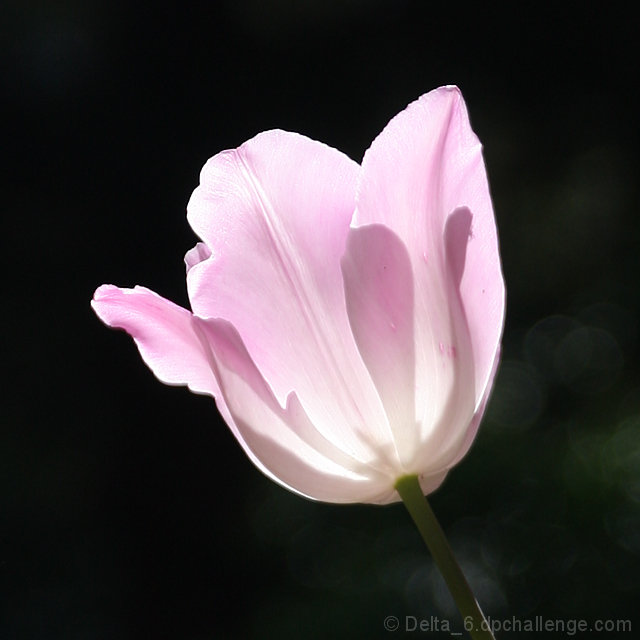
[91,284,218,396]
[341,224,417,468]
[193,317,393,503]
[185,130,394,464]
[184,242,211,273]
[91,284,291,486]
[410,208,488,475]
[90,286,254,475]
[343,207,478,477]
[448,346,502,468]
[355,86,505,413]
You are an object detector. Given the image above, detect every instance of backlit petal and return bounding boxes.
[186,129,396,469]
[92,86,505,505]
[193,317,393,503]
[184,242,211,273]
[355,86,504,413]
[91,284,217,396]
[341,224,417,468]
[448,346,501,468]
[92,285,304,485]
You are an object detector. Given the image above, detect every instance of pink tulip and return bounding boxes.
[92,86,505,505]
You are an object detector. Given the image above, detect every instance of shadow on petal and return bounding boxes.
[444,206,472,287]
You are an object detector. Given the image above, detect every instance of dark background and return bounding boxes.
[2,1,639,638]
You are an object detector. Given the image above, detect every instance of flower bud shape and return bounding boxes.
[92,86,505,504]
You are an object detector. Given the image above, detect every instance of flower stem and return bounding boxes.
[395,474,496,640]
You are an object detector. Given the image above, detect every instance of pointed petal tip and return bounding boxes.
[434,84,460,94]
[413,84,462,108]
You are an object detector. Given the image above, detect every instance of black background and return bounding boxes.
[2,2,639,638]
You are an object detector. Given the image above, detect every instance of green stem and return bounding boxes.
[395,475,496,640]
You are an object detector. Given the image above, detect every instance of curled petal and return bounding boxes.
[91,285,218,396]
[184,242,211,273]
[91,285,292,485]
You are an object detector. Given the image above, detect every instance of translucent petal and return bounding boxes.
[193,317,394,503]
[186,129,396,468]
[355,86,505,415]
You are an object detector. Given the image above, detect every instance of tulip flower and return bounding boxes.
[93,86,504,639]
